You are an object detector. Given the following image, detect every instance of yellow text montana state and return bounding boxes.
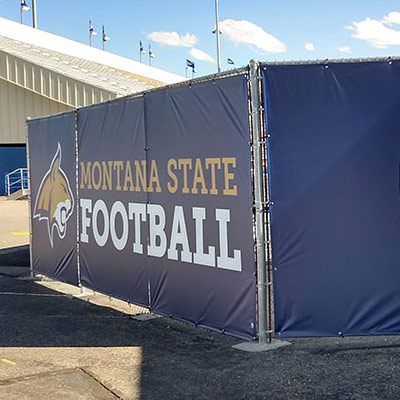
[80,158,238,196]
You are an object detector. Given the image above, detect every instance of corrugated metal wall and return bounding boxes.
[0,79,72,144]
[0,50,118,144]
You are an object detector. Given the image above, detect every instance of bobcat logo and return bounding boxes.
[33,143,74,247]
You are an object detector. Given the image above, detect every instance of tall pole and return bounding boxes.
[249,59,269,344]
[20,7,23,24]
[32,0,37,28]
[214,0,222,73]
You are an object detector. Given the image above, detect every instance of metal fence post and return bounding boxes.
[75,110,82,291]
[26,117,34,280]
[249,59,269,344]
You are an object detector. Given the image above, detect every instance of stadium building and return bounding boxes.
[0,17,184,195]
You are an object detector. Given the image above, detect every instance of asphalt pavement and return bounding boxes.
[1,246,400,399]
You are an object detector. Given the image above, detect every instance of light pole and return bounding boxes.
[214,0,222,73]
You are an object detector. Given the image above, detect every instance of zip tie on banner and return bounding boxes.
[252,141,266,147]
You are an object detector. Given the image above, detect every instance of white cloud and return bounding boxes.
[219,19,286,54]
[305,42,315,51]
[189,48,215,63]
[348,11,400,48]
[147,31,197,47]
[338,46,352,54]
[382,11,400,26]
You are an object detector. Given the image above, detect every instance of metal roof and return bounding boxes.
[0,17,185,89]
[0,35,160,96]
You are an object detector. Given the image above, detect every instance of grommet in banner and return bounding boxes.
[169,314,173,318]
[145,147,149,151]
[221,329,225,334]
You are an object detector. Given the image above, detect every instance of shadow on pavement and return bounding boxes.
[0,245,30,267]
[2,248,400,399]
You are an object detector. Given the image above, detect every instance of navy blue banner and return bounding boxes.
[263,61,400,337]
[145,76,255,339]
[77,75,256,339]
[28,112,78,285]
[78,97,149,307]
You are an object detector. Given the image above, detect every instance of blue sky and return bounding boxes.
[1,1,400,77]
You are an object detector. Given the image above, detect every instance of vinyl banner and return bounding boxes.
[78,97,149,307]
[263,61,400,337]
[28,112,78,285]
[145,76,256,339]
[77,75,256,339]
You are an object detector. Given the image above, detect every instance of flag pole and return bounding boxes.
[214,0,222,73]
[149,45,151,66]
[32,0,37,28]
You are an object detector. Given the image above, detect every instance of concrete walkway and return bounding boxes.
[0,197,29,249]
